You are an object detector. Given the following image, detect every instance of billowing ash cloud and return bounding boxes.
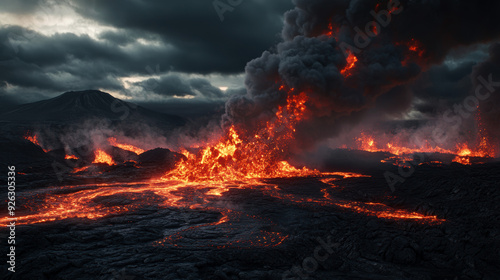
[472,43,500,153]
[223,0,500,149]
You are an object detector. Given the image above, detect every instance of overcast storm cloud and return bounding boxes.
[0,0,293,116]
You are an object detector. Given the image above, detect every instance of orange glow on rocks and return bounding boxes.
[162,88,318,184]
[24,134,40,145]
[9,83,447,247]
[354,129,495,166]
[92,149,115,165]
[108,137,145,155]
[0,171,443,229]
[24,132,49,152]
[341,51,358,77]
[356,132,454,156]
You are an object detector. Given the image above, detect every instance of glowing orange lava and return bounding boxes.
[372,24,379,36]
[452,110,495,164]
[65,154,79,160]
[92,149,115,165]
[0,172,442,229]
[355,132,454,156]
[162,88,318,184]
[108,137,145,155]
[325,22,334,37]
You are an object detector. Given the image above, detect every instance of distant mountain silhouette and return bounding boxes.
[0,90,186,125]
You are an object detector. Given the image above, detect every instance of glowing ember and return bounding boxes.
[10,80,448,250]
[162,88,318,183]
[265,180,443,224]
[341,51,358,77]
[108,137,145,155]
[92,149,115,165]
[24,134,39,145]
[0,173,442,228]
[452,111,495,164]
[371,24,379,36]
[353,128,495,166]
[325,22,334,37]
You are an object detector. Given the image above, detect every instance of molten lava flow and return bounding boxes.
[341,51,358,78]
[65,154,79,160]
[0,172,442,229]
[108,137,145,155]
[264,177,443,224]
[154,209,289,249]
[72,166,90,173]
[452,110,495,164]
[92,149,115,165]
[452,140,495,165]
[353,128,495,166]
[162,88,319,184]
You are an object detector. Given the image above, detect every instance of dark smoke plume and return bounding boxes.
[223,0,500,150]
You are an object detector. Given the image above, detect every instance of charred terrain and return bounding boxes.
[3,0,500,279]
[0,91,499,280]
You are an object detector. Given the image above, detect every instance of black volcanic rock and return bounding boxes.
[138,148,185,169]
[0,90,186,126]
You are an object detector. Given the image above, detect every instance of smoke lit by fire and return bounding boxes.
[341,51,358,78]
[352,128,495,166]
[6,0,500,252]
[24,132,49,152]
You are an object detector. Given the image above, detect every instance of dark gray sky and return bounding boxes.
[0,0,294,114]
